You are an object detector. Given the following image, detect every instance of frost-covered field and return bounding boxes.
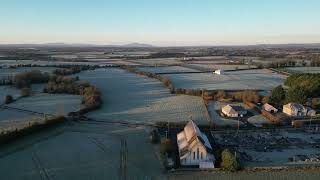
[0,60,35,66]
[167,69,286,90]
[130,58,182,65]
[0,67,58,79]
[137,66,200,73]
[186,64,257,71]
[76,68,210,125]
[0,124,164,180]
[0,59,102,66]
[83,59,140,65]
[285,67,320,74]
[0,94,82,130]
[0,68,180,179]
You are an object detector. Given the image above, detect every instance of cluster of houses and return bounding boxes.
[175,103,317,169]
[220,102,316,119]
[283,103,316,117]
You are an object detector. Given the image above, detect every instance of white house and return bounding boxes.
[263,103,278,113]
[283,103,315,117]
[213,69,224,75]
[222,104,247,118]
[177,121,215,168]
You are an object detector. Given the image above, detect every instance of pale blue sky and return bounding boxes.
[1,0,320,46]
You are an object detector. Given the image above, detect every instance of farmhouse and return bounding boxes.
[213,69,224,75]
[283,103,316,117]
[222,104,247,118]
[263,103,278,113]
[177,121,215,168]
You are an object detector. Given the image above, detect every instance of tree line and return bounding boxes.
[44,75,102,109]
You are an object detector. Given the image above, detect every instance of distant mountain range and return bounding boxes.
[121,43,154,48]
[0,42,319,48]
[0,42,154,48]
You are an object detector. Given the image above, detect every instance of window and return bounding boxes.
[193,152,196,160]
[197,148,199,160]
[200,152,203,160]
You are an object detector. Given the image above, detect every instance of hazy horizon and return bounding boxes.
[1,0,320,46]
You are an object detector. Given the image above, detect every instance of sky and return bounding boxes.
[1,0,320,46]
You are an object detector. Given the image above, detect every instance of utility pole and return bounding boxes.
[237,116,240,134]
[167,120,170,139]
[309,115,313,131]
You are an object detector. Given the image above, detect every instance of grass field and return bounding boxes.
[137,66,200,73]
[77,68,210,125]
[167,69,286,90]
[130,58,182,65]
[284,67,320,74]
[0,93,82,131]
[0,67,58,79]
[0,68,211,179]
[186,64,257,71]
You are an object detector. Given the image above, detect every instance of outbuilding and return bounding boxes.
[222,104,247,118]
[213,69,224,75]
[263,103,278,113]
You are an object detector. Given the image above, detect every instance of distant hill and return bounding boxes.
[255,43,320,49]
[0,42,154,48]
[121,43,154,48]
[0,42,318,48]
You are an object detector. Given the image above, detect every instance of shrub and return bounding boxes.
[261,96,270,104]
[160,138,174,155]
[13,70,49,89]
[4,95,13,104]
[53,67,82,75]
[233,90,260,103]
[312,98,320,109]
[221,149,241,172]
[270,85,285,106]
[44,75,102,109]
[286,86,309,104]
[150,129,160,144]
[21,88,31,97]
[284,74,320,99]
[82,86,101,107]
[214,90,227,100]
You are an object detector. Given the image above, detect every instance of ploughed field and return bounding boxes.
[166,69,286,91]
